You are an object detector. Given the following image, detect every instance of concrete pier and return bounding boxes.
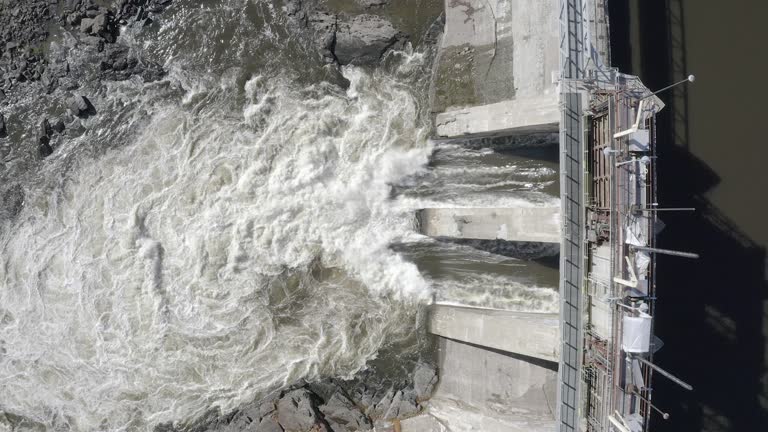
[430,0,560,138]
[418,207,561,244]
[422,305,559,432]
[428,304,559,362]
[429,337,557,432]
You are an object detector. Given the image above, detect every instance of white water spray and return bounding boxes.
[0,66,432,431]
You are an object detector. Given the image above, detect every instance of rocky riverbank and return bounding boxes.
[157,362,438,432]
[0,0,171,220]
[0,0,443,221]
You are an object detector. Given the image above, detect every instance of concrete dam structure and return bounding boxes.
[403,0,689,431]
[0,0,696,430]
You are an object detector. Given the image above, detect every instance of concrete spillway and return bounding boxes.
[418,207,561,244]
[405,0,565,430]
[429,304,559,362]
[431,0,560,138]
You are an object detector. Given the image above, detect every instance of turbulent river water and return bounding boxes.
[0,1,558,430]
[1,1,436,430]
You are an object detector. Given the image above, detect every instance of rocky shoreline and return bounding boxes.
[0,0,442,170]
[158,362,438,432]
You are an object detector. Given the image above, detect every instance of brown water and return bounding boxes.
[611,1,768,430]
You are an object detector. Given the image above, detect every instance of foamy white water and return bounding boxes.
[0,64,432,430]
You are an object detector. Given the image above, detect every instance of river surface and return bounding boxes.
[0,1,438,429]
[612,1,768,431]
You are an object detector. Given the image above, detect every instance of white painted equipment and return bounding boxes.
[622,314,652,353]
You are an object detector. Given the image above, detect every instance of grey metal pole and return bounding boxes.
[630,245,699,259]
[628,386,670,420]
[635,356,694,391]
[642,75,695,100]
[636,207,696,212]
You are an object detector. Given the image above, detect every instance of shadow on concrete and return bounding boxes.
[610,1,768,431]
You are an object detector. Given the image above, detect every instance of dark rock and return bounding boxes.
[91,13,108,33]
[66,12,83,26]
[308,381,342,401]
[39,118,52,137]
[254,417,283,432]
[0,114,6,137]
[113,58,128,71]
[276,389,328,432]
[80,17,94,33]
[52,118,66,134]
[65,120,86,138]
[41,72,58,94]
[366,389,394,419]
[91,13,117,42]
[225,403,262,431]
[382,390,419,420]
[319,392,373,432]
[67,94,94,117]
[259,393,280,418]
[38,140,53,157]
[308,12,337,63]
[334,15,404,65]
[412,363,438,400]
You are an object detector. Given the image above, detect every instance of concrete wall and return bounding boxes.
[429,304,560,362]
[418,207,561,244]
[428,337,558,432]
[430,0,560,137]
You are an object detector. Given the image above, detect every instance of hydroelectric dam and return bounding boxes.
[402,0,694,431]
[0,0,696,431]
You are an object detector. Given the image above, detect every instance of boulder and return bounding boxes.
[366,389,394,419]
[308,11,337,63]
[52,118,66,134]
[66,12,83,26]
[225,403,263,431]
[412,363,438,400]
[382,390,419,420]
[91,13,108,34]
[260,395,279,419]
[356,0,389,8]
[39,118,52,138]
[67,95,94,117]
[276,389,327,432]
[91,13,117,42]
[333,15,404,65]
[254,417,284,432]
[38,140,53,157]
[80,17,94,33]
[319,392,372,432]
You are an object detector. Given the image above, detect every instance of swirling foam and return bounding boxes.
[0,66,432,431]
